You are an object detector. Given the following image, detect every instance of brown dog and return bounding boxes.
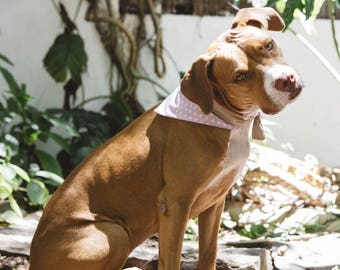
[30,7,303,270]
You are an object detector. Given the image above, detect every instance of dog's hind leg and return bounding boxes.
[30,222,131,270]
[95,221,131,270]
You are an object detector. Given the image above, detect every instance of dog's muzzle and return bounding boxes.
[274,74,303,102]
[263,64,304,107]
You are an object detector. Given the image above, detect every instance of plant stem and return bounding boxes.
[288,27,340,85]
[85,10,137,70]
[74,0,84,21]
[131,69,170,96]
[146,0,166,78]
[75,95,111,109]
[328,0,340,60]
[51,0,59,12]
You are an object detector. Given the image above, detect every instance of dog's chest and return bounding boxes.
[207,123,250,191]
[191,124,251,216]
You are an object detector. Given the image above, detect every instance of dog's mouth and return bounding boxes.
[288,85,303,102]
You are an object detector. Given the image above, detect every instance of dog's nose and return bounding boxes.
[274,75,296,92]
[275,74,303,101]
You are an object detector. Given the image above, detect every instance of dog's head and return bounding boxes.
[181,7,303,116]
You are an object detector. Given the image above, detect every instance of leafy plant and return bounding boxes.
[0,52,78,175]
[237,224,283,239]
[265,0,340,61]
[0,143,63,221]
[44,3,88,110]
[303,223,326,233]
[0,52,78,219]
[266,0,315,27]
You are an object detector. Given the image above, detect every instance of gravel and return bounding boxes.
[0,251,29,270]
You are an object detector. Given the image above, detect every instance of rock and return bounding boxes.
[272,233,340,270]
[0,212,40,255]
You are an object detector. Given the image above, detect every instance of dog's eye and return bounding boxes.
[234,72,248,82]
[264,41,274,51]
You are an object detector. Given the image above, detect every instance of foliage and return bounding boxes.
[0,53,78,174]
[44,32,87,83]
[266,0,315,27]
[39,1,166,174]
[237,223,283,239]
[264,0,340,60]
[0,143,63,221]
[43,3,88,110]
[0,52,77,219]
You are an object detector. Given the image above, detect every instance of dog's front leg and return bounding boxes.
[157,190,193,270]
[197,197,225,270]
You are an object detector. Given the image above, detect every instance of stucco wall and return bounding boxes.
[1,1,340,166]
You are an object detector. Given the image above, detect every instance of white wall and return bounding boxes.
[1,1,340,166]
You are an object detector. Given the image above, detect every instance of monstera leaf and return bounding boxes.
[266,0,317,28]
[43,32,87,83]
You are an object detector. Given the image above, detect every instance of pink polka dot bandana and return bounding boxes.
[154,86,235,129]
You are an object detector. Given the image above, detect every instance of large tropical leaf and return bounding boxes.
[43,32,87,82]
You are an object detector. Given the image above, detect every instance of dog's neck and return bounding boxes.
[213,100,265,140]
[211,83,265,140]
[154,86,265,140]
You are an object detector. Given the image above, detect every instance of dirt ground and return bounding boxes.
[0,252,234,270]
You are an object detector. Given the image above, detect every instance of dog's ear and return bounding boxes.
[231,7,285,32]
[181,54,215,114]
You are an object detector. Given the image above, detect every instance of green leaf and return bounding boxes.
[0,164,16,181]
[8,195,23,218]
[8,164,30,182]
[43,32,87,82]
[23,126,40,146]
[304,0,315,19]
[237,229,257,239]
[35,170,64,186]
[250,224,267,235]
[29,163,40,175]
[43,113,79,137]
[0,210,22,224]
[0,176,13,199]
[3,134,19,156]
[304,224,325,233]
[5,176,22,191]
[26,106,52,134]
[0,53,13,65]
[266,0,279,7]
[0,66,21,94]
[35,149,63,177]
[237,224,269,239]
[27,179,49,206]
[281,0,304,28]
